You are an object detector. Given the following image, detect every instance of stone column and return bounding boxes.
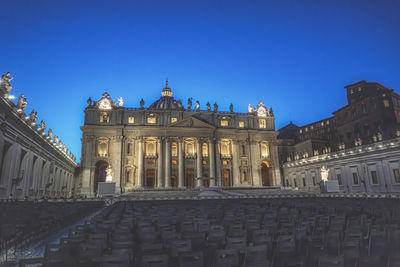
[137,138,144,188]
[165,138,171,188]
[157,138,163,188]
[250,140,261,186]
[81,135,95,196]
[209,138,215,186]
[196,139,203,187]
[215,139,221,186]
[112,136,123,194]
[232,140,240,187]
[178,138,184,188]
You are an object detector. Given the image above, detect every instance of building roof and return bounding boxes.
[149,81,184,110]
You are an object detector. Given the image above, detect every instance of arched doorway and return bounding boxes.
[94,160,108,194]
[261,161,271,186]
[145,169,155,188]
[222,169,231,187]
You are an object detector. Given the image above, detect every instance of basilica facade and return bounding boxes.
[79,82,281,196]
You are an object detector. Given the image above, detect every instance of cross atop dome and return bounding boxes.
[161,79,172,97]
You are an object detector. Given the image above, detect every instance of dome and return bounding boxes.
[149,81,184,110]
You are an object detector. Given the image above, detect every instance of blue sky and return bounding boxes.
[1,0,400,161]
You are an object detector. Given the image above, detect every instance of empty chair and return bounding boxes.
[318,254,345,267]
[244,245,270,267]
[226,236,247,254]
[171,239,192,257]
[214,248,240,267]
[179,251,204,267]
[141,254,169,267]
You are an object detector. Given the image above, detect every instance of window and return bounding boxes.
[202,143,208,157]
[97,138,109,157]
[223,160,228,165]
[312,175,316,186]
[350,89,354,94]
[186,142,194,155]
[100,112,109,123]
[371,170,378,184]
[259,119,266,128]
[302,178,306,187]
[221,120,228,127]
[393,169,400,183]
[127,143,132,155]
[337,173,342,185]
[172,160,177,165]
[221,142,230,156]
[171,143,178,157]
[202,160,207,165]
[238,121,244,128]
[261,143,269,158]
[128,117,134,124]
[383,100,390,108]
[241,145,246,156]
[294,178,297,187]
[147,117,156,124]
[171,117,177,123]
[352,172,359,185]
[146,142,156,156]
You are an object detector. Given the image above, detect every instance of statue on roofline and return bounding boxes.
[248,104,254,113]
[18,94,27,111]
[195,100,200,112]
[40,120,46,130]
[118,97,123,107]
[87,97,92,107]
[140,98,144,109]
[206,102,211,112]
[30,109,37,123]
[187,98,192,110]
[0,72,13,94]
[214,102,218,112]
[230,103,233,113]
[48,128,53,139]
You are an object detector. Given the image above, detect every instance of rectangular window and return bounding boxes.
[294,178,297,187]
[259,119,266,128]
[222,160,228,165]
[370,170,378,184]
[394,169,400,183]
[128,117,134,124]
[352,172,359,185]
[238,121,244,128]
[171,117,177,123]
[302,178,306,187]
[202,160,207,165]
[312,175,316,186]
[383,99,390,108]
[171,160,177,165]
[337,173,342,185]
[147,117,156,124]
[221,120,228,127]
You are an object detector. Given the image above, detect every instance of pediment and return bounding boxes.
[169,116,215,129]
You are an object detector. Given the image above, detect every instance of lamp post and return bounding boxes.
[9,170,24,199]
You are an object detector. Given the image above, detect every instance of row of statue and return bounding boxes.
[1,72,75,162]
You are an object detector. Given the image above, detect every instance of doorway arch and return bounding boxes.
[145,169,155,188]
[94,160,109,194]
[261,161,271,186]
[222,169,231,187]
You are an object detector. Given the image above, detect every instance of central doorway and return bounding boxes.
[94,160,109,195]
[145,169,155,188]
[261,161,271,186]
[186,168,194,188]
[222,169,231,187]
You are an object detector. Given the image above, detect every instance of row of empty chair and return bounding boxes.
[20,197,400,266]
[0,200,104,262]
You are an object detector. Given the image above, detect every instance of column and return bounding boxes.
[215,139,221,186]
[178,138,184,188]
[165,138,171,187]
[137,138,143,187]
[112,136,123,194]
[250,140,261,186]
[232,140,240,187]
[196,139,203,187]
[157,138,163,188]
[209,138,215,186]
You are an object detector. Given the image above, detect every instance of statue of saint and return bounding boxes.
[54,135,59,144]
[105,165,113,182]
[0,72,13,93]
[206,102,211,112]
[59,140,63,148]
[40,120,46,130]
[18,94,28,111]
[30,109,37,123]
[187,98,192,110]
[140,98,144,109]
[230,103,233,113]
[87,97,92,107]
[248,104,254,113]
[214,102,218,112]
[118,97,123,107]
[195,100,200,112]
[48,128,53,139]
[320,166,329,181]
[269,107,274,116]
[63,144,66,152]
